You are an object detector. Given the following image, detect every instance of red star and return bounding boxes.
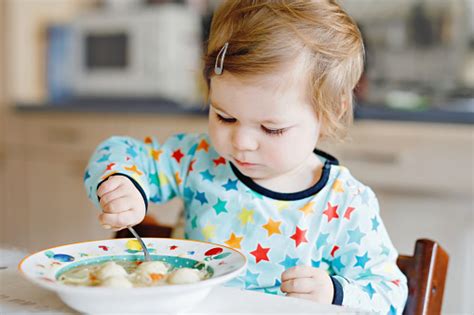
[391,279,401,286]
[170,245,178,250]
[323,202,339,222]
[188,159,196,173]
[197,139,209,152]
[144,136,152,144]
[250,244,270,263]
[172,149,184,163]
[290,227,308,247]
[330,245,339,257]
[344,206,356,220]
[213,157,226,166]
[105,162,116,171]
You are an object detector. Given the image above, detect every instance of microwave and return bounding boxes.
[69,5,203,106]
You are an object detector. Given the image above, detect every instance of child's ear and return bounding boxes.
[338,96,349,120]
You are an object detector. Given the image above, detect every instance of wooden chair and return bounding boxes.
[115,215,174,239]
[397,239,449,315]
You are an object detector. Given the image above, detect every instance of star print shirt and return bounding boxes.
[84,133,408,314]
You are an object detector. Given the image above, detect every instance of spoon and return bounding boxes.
[127,226,152,262]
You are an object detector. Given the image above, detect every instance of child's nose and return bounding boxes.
[231,127,258,152]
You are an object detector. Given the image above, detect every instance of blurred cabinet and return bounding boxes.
[2,112,208,251]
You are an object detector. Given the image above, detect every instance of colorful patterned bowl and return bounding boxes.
[18,238,247,313]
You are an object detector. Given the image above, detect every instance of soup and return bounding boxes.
[58,259,210,288]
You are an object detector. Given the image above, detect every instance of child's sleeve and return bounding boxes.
[328,187,408,314]
[83,133,200,210]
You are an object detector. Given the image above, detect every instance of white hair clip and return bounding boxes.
[214,42,229,75]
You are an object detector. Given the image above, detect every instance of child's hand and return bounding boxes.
[96,175,146,231]
[280,266,334,304]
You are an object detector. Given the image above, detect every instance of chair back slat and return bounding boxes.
[397,239,449,315]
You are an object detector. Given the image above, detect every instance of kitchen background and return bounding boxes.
[0,0,472,313]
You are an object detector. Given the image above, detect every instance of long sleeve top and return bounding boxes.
[84,133,408,314]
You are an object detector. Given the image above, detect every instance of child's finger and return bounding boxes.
[99,209,142,228]
[96,176,125,198]
[99,188,127,209]
[280,277,315,294]
[102,196,134,214]
[281,265,318,281]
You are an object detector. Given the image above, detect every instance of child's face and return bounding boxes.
[208,71,321,181]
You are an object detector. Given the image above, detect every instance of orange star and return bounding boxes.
[151,149,162,161]
[299,202,315,216]
[197,139,209,152]
[175,172,182,186]
[225,233,243,249]
[332,179,345,192]
[144,136,153,144]
[262,218,282,237]
[124,165,143,176]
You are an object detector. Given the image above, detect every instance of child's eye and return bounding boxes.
[261,126,286,136]
[216,113,236,123]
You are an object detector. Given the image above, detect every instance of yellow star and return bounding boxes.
[124,165,143,176]
[158,173,169,185]
[332,179,345,193]
[238,208,254,226]
[262,218,282,237]
[225,233,243,249]
[202,223,216,241]
[175,172,182,186]
[101,171,117,180]
[150,149,162,161]
[275,200,289,212]
[299,201,315,216]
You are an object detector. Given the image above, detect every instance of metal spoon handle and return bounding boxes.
[127,226,152,262]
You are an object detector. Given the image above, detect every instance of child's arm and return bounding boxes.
[83,133,201,228]
[327,187,408,314]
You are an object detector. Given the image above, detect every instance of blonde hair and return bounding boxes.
[203,0,364,140]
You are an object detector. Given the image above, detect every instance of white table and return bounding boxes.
[0,248,363,314]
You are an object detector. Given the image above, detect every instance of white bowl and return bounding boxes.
[19,238,247,313]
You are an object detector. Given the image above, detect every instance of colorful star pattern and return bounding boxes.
[84,133,408,314]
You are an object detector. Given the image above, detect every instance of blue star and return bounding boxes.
[274,279,281,287]
[311,259,321,268]
[263,288,278,295]
[99,145,110,151]
[387,305,397,315]
[176,134,185,141]
[83,170,90,181]
[126,146,137,158]
[200,170,215,182]
[195,191,208,205]
[316,233,329,249]
[191,216,198,229]
[371,216,380,231]
[347,227,366,245]
[213,198,228,215]
[354,252,370,269]
[245,269,260,288]
[222,179,238,191]
[362,283,376,299]
[150,196,161,203]
[96,154,110,163]
[381,244,391,256]
[279,255,299,269]
[332,256,345,272]
[187,143,197,156]
[183,187,194,200]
